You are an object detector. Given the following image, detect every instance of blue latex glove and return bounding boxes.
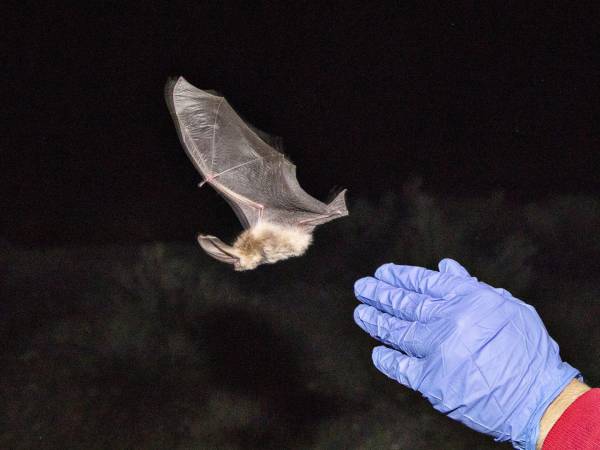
[353,259,580,450]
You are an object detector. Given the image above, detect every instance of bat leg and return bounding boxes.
[299,189,348,226]
[298,213,337,226]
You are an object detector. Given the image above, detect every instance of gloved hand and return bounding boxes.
[353,258,580,450]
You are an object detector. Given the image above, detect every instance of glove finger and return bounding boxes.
[437,259,517,300]
[375,263,477,298]
[372,345,423,390]
[354,276,442,322]
[479,281,515,299]
[438,258,473,278]
[354,304,435,357]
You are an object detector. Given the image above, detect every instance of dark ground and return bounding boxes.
[2,187,600,449]
[3,2,600,449]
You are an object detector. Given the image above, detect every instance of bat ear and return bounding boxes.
[197,234,241,266]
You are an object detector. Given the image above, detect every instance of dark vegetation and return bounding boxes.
[2,184,599,449]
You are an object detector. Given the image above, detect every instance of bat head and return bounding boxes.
[198,222,313,270]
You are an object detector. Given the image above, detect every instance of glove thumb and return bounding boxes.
[438,258,473,279]
[372,346,421,390]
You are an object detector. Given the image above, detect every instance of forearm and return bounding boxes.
[536,379,591,449]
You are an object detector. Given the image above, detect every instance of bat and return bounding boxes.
[165,77,348,270]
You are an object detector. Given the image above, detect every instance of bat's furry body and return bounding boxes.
[165,77,348,270]
[231,222,313,270]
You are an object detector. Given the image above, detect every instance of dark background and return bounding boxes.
[2,2,600,449]
[3,2,600,245]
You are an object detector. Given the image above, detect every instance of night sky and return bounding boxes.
[4,2,599,245]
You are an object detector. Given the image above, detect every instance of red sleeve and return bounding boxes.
[542,388,600,450]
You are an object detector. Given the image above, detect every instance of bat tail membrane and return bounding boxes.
[297,189,349,228]
[326,189,349,216]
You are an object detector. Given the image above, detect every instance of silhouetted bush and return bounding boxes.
[1,184,598,449]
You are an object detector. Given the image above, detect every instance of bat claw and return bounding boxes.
[198,178,212,188]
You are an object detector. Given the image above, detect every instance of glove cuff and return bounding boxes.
[516,363,581,450]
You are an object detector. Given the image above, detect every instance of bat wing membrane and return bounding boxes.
[166,76,347,230]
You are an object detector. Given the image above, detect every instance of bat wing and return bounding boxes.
[165,76,348,230]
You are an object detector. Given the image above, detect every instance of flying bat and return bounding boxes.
[165,77,348,270]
